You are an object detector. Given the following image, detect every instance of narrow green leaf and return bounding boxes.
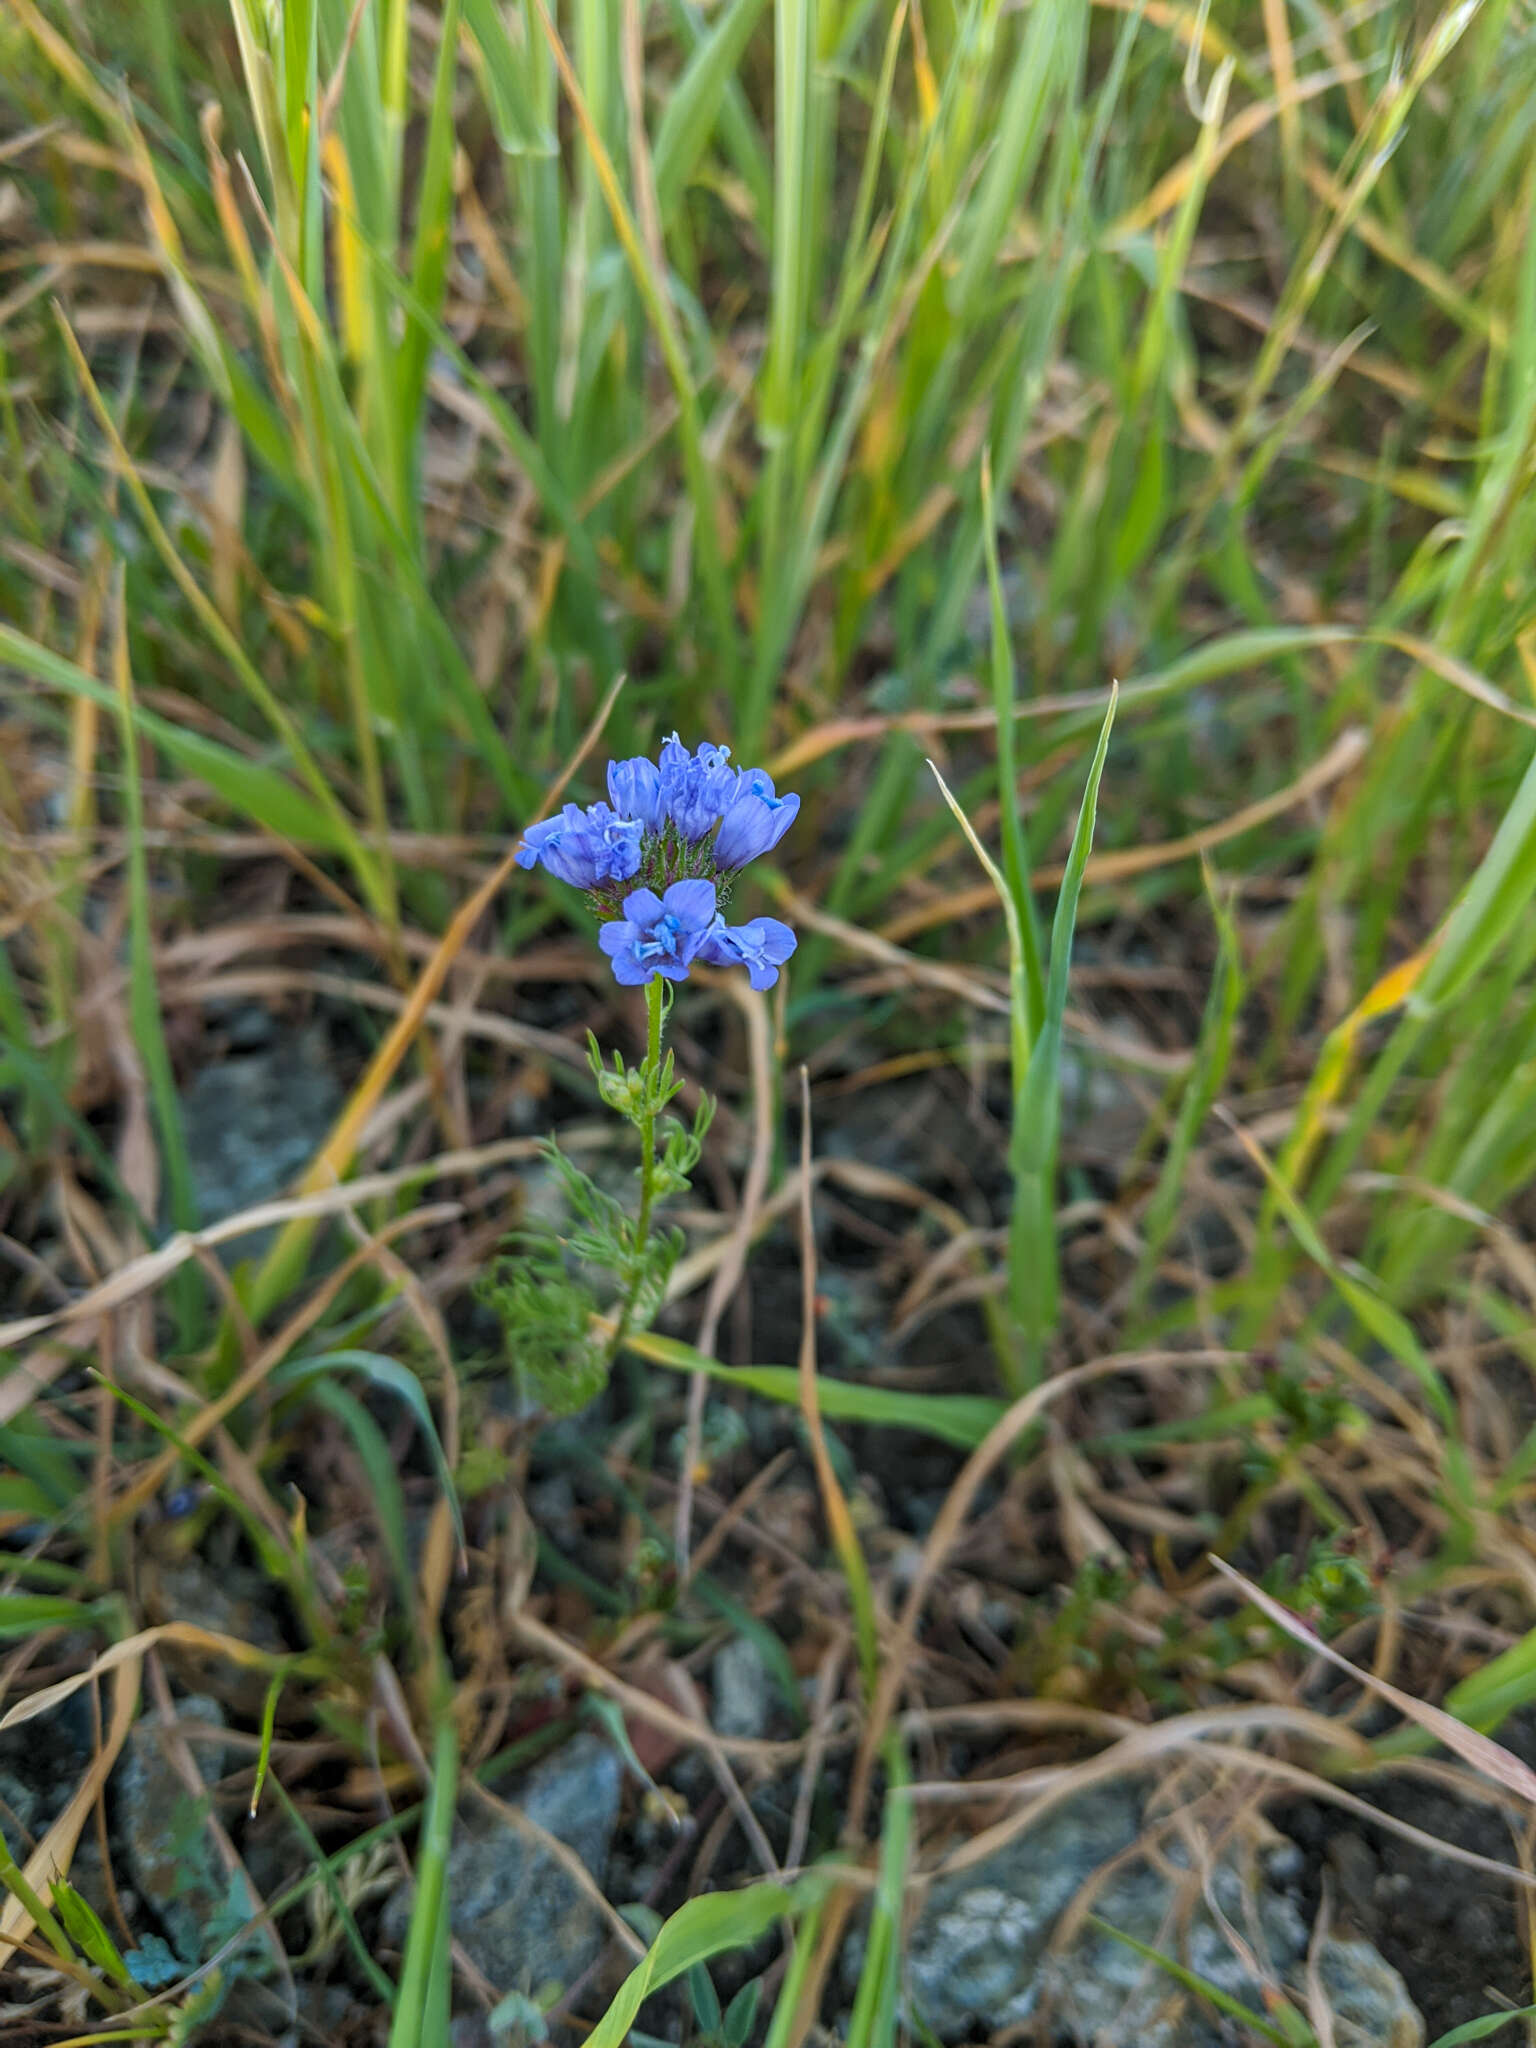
[723,1978,763,2048]
[0,1593,95,1640]
[1415,740,1536,1013]
[51,1880,137,1991]
[623,1332,1004,1449]
[688,1961,723,2036]
[463,0,557,153]
[0,627,348,848]
[388,1712,459,2048]
[398,0,464,494]
[845,1737,910,2048]
[1088,1916,1310,2048]
[980,457,1046,1048]
[950,0,1078,318]
[1008,689,1117,1386]
[305,1380,414,1609]
[1132,863,1244,1309]
[111,582,201,1286]
[1240,1138,1458,1438]
[584,1883,799,2048]
[1427,2004,1536,2046]
[273,1349,464,1557]
[653,0,769,214]
[267,1768,398,2007]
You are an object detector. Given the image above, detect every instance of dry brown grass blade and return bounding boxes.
[773,883,1010,1014]
[108,1204,461,1528]
[794,1067,879,1715]
[1209,1556,1536,1805]
[242,671,624,1320]
[941,1736,1536,1890]
[509,1611,801,1768]
[291,693,619,1196]
[0,1624,285,1736]
[769,885,1191,1075]
[845,1350,1244,1831]
[0,1131,607,1355]
[904,1700,1365,1809]
[0,1650,140,1965]
[1110,58,1368,241]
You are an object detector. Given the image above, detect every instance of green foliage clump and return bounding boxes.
[476,999,713,1416]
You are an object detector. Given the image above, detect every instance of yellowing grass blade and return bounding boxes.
[1211,1556,1536,1806]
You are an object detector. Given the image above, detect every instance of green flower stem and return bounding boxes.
[605,976,667,1367]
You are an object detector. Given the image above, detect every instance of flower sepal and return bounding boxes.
[587,1033,683,1127]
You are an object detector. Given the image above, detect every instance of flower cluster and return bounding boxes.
[517,736,799,989]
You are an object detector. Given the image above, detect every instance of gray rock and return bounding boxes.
[1314,1937,1424,2048]
[180,1022,342,1236]
[897,1786,1142,2036]
[114,1695,232,1967]
[384,1732,622,1998]
[150,1556,285,1652]
[712,1636,773,1743]
[0,1687,91,1842]
[873,1784,1421,2047]
[1043,1854,1309,2047]
[0,1688,117,1922]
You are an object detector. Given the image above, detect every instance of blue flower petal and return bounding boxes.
[713,789,800,869]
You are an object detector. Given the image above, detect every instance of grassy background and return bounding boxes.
[4,0,1536,2041]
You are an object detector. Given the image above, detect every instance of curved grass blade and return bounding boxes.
[272,1348,465,1557]
[0,628,348,850]
[584,1881,801,2048]
[621,1329,1004,1449]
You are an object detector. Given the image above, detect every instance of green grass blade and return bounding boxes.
[1009,688,1117,1388]
[0,628,349,849]
[272,1349,465,1557]
[533,0,736,662]
[397,0,463,527]
[1131,862,1244,1313]
[981,456,1046,1043]
[584,1881,800,2048]
[51,1879,137,1993]
[306,1380,415,1610]
[110,579,200,1265]
[0,1593,100,1641]
[52,312,386,914]
[1415,739,1536,1013]
[1088,1916,1312,2048]
[653,0,770,217]
[845,1738,910,2048]
[267,1767,399,2008]
[1233,1126,1461,1443]
[623,1330,1005,1448]
[462,0,556,153]
[1427,2008,1536,2048]
[759,0,814,566]
[387,1710,459,2048]
[949,0,1080,320]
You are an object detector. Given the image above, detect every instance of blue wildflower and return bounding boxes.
[517,801,642,889]
[698,915,798,991]
[607,753,663,831]
[599,880,718,986]
[658,735,738,840]
[523,736,800,989]
[713,769,801,870]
